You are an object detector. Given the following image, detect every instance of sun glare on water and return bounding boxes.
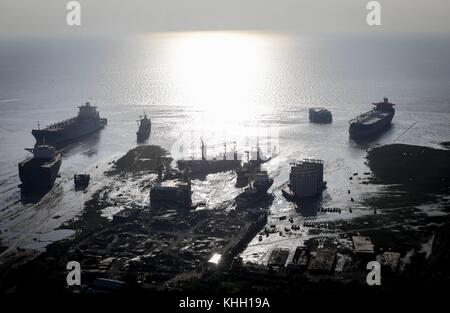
[164,31,274,124]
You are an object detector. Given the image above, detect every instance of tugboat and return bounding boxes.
[74,174,90,190]
[349,98,395,139]
[136,114,151,142]
[309,108,332,123]
[18,145,62,189]
[32,101,107,146]
[235,171,273,208]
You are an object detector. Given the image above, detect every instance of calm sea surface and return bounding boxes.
[1,32,449,258]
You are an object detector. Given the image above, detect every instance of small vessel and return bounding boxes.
[177,139,241,176]
[136,114,151,142]
[235,171,273,208]
[32,101,107,146]
[18,145,62,189]
[74,174,90,190]
[309,107,332,123]
[349,98,395,139]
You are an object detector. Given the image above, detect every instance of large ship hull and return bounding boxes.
[177,159,241,176]
[235,191,269,208]
[349,111,394,139]
[32,118,107,146]
[235,178,273,208]
[136,126,151,142]
[18,155,62,189]
[282,181,327,200]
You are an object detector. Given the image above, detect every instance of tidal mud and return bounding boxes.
[0,145,267,293]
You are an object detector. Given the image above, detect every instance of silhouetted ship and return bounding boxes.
[235,144,271,186]
[349,98,395,139]
[32,102,107,146]
[309,107,332,123]
[177,139,241,176]
[18,145,62,189]
[136,114,151,142]
[235,171,273,207]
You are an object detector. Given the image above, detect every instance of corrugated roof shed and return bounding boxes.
[377,251,401,272]
[268,248,290,267]
[307,248,337,273]
[352,236,375,254]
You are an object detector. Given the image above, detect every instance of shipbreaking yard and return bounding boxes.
[61,193,267,288]
[1,143,450,294]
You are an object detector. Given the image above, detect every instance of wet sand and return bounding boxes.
[1,142,450,294]
[0,145,268,293]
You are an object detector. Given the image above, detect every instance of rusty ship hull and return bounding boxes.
[349,110,394,139]
[32,117,107,146]
[18,154,62,189]
[177,159,241,176]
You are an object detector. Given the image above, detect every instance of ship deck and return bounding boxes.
[350,110,391,125]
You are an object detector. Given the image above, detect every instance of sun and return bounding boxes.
[163,31,272,123]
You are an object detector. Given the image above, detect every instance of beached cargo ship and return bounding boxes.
[349,98,395,139]
[18,145,62,189]
[32,102,107,146]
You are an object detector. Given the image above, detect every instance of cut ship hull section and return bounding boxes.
[18,145,62,190]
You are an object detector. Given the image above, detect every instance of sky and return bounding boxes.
[1,0,450,36]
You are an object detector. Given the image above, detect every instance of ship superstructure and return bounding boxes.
[235,171,273,207]
[235,143,272,186]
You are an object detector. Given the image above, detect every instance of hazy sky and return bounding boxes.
[1,0,450,36]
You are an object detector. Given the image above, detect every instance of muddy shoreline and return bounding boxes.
[1,143,450,294]
[0,145,268,293]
